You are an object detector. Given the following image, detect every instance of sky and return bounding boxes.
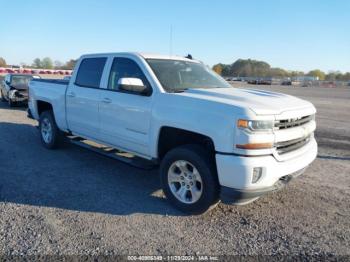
[1,0,349,72]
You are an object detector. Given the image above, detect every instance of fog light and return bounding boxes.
[252,167,263,183]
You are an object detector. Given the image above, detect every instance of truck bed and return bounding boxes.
[29,78,69,131]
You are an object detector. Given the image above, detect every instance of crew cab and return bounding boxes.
[28,52,317,214]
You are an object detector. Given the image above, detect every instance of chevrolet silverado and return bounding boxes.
[28,53,317,214]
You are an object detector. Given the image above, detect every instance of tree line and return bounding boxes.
[213,59,350,81]
[0,56,77,70]
[1,55,349,81]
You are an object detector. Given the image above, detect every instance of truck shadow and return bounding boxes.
[0,100,27,111]
[317,155,350,161]
[0,121,185,216]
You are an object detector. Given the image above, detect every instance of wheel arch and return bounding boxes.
[157,126,216,160]
[36,100,53,116]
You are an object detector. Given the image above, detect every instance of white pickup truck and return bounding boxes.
[28,52,317,214]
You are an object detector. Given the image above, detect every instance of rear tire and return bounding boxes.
[39,110,63,149]
[160,144,219,215]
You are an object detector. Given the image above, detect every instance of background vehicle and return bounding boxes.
[247,78,258,84]
[281,80,292,85]
[259,77,272,85]
[1,74,40,106]
[28,52,317,214]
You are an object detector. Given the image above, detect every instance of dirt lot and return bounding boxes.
[0,84,349,258]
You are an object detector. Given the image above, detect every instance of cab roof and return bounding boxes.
[80,52,200,63]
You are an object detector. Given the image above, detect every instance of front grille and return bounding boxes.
[274,115,313,130]
[275,135,312,154]
[16,90,28,98]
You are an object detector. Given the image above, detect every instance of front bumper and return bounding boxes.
[220,167,306,204]
[216,138,317,204]
[9,90,28,103]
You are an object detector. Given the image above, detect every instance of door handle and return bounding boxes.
[102,98,112,104]
[67,92,76,97]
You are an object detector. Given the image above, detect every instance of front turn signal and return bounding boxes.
[236,142,273,150]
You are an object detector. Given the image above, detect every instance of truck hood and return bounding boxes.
[179,87,314,115]
[9,83,28,91]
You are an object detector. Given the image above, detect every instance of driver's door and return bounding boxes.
[99,57,153,156]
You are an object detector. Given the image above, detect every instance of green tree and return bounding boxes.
[230,59,271,77]
[41,57,53,69]
[270,67,288,77]
[32,58,42,68]
[54,60,63,69]
[289,71,304,77]
[326,73,335,81]
[342,72,350,81]
[211,58,350,81]
[307,69,326,80]
[221,64,231,76]
[20,62,29,68]
[0,57,7,67]
[336,73,343,81]
[325,71,340,81]
[212,64,223,75]
[63,59,77,70]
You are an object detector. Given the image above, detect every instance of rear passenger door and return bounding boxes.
[66,57,107,138]
[99,57,153,157]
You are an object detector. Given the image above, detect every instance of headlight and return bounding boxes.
[9,89,18,99]
[237,119,273,131]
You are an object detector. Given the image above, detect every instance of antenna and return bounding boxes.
[169,25,173,56]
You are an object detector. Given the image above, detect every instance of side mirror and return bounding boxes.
[118,78,150,95]
[5,80,10,85]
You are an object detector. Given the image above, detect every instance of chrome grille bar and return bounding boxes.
[275,135,312,154]
[274,115,313,130]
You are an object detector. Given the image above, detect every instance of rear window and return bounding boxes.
[75,57,107,88]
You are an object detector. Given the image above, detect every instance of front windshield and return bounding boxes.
[147,59,231,92]
[10,75,33,88]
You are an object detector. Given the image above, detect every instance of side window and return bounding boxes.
[75,57,107,88]
[108,57,151,91]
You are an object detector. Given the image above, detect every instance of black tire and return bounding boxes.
[0,90,5,102]
[8,97,14,107]
[39,110,63,149]
[160,144,219,215]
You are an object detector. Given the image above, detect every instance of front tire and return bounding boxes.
[160,144,219,215]
[39,111,63,149]
[8,97,14,107]
[0,90,6,102]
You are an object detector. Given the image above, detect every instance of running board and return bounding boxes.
[68,136,157,170]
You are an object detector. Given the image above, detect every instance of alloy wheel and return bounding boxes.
[168,160,203,204]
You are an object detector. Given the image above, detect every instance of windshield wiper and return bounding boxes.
[172,88,188,93]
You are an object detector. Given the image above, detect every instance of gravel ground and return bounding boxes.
[0,84,349,258]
